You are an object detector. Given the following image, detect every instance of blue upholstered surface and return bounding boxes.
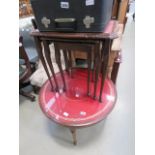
[19,20,38,63]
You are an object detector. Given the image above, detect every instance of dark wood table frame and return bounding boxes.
[31,20,119,144]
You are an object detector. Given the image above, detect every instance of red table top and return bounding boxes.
[39,69,117,127]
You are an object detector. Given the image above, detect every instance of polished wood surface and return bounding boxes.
[19,36,36,101]
[118,0,129,24]
[112,0,121,19]
[19,0,33,18]
[31,20,119,40]
[73,23,124,84]
[33,37,54,91]
[43,40,59,91]
[31,20,119,144]
[19,36,31,82]
[31,20,119,102]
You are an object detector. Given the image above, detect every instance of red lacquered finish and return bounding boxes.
[39,69,117,127]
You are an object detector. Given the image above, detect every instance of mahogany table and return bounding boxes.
[31,20,119,145]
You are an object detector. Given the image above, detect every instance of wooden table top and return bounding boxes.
[30,20,119,40]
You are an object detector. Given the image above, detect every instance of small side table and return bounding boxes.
[31,20,119,145]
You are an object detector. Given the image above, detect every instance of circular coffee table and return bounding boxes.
[39,69,117,145]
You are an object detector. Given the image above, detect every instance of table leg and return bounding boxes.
[92,50,95,82]
[68,50,73,77]
[93,43,101,99]
[70,128,77,145]
[99,39,111,102]
[63,49,69,74]
[34,37,54,91]
[43,40,59,91]
[111,50,122,84]
[54,43,67,91]
[87,48,92,96]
